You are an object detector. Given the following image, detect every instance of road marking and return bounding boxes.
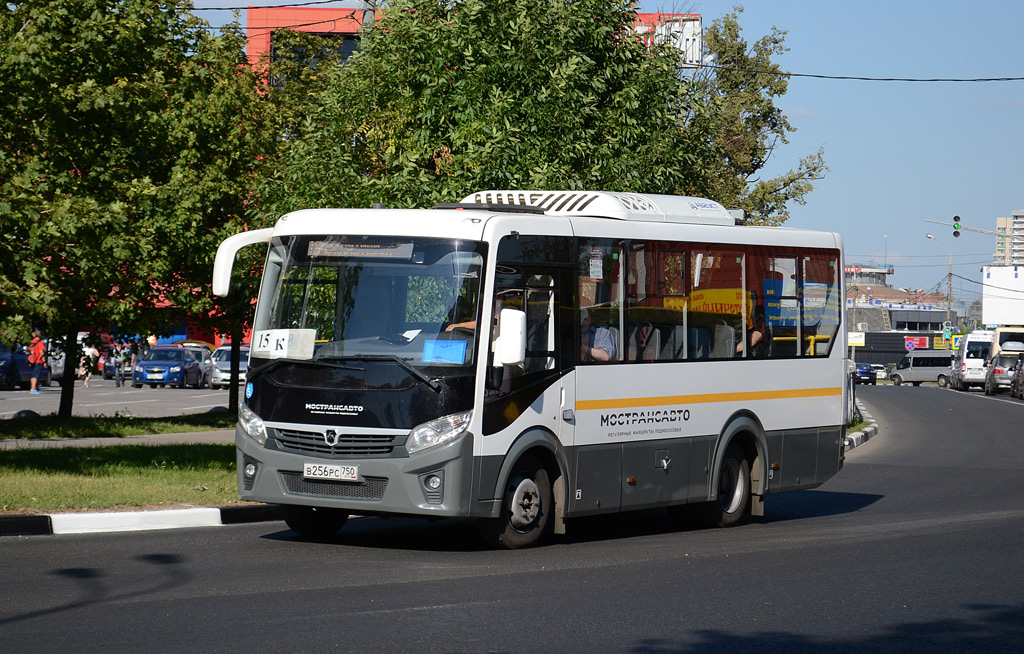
[77,400,160,407]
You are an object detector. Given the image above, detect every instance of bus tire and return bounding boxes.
[705,443,750,528]
[477,454,551,549]
[937,375,948,388]
[281,505,348,541]
[891,375,902,386]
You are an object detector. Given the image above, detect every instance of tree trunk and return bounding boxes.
[57,326,79,418]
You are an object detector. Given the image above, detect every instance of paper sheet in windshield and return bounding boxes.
[252,329,317,360]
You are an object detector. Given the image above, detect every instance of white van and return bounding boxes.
[891,350,954,387]
[952,329,993,391]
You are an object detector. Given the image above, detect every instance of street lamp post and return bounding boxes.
[926,233,953,327]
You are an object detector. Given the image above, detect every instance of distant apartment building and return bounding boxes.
[994,210,1024,265]
[246,7,702,64]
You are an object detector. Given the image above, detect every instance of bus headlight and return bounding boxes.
[239,402,268,446]
[407,411,471,455]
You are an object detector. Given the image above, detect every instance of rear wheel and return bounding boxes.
[937,375,948,388]
[281,505,349,541]
[477,454,552,549]
[703,443,751,528]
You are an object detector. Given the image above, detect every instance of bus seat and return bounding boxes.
[713,322,735,359]
[643,327,661,361]
[689,326,710,360]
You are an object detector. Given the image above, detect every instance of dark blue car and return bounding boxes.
[853,363,877,385]
[1,343,52,390]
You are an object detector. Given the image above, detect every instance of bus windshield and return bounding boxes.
[250,236,485,374]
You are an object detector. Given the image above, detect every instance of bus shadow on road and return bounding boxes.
[753,489,883,522]
[258,490,882,551]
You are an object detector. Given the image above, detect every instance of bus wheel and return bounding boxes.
[706,444,750,528]
[891,375,902,386]
[281,505,348,541]
[478,454,551,549]
[937,375,948,388]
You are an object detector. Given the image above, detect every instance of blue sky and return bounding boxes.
[194,1,1024,302]
[643,0,1024,304]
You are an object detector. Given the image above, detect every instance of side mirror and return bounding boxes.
[493,308,527,367]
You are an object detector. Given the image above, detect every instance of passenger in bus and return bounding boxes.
[737,308,768,357]
[581,308,616,362]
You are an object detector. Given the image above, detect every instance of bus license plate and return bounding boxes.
[303,462,358,482]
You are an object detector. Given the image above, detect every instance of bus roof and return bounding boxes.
[461,190,737,226]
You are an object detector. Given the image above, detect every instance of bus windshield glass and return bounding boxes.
[250,236,485,373]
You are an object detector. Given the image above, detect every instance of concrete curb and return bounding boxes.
[0,504,282,538]
[845,400,878,451]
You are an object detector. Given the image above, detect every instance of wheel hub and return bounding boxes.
[509,477,541,530]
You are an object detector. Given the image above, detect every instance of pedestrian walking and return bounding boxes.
[113,342,126,387]
[27,328,47,394]
[80,344,97,388]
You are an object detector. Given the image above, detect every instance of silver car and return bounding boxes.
[210,345,249,389]
[984,349,1023,395]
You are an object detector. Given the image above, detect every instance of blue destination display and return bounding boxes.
[422,339,467,364]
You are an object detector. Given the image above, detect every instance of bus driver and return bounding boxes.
[581,308,616,362]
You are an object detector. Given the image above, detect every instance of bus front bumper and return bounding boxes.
[234,425,476,518]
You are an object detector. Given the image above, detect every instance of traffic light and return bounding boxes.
[953,215,962,238]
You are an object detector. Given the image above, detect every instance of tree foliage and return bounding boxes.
[690,7,829,225]
[0,0,272,414]
[253,0,711,218]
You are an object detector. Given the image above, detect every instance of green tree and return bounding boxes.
[0,1,272,415]
[689,7,829,225]
[253,0,711,217]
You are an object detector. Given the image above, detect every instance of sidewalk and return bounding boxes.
[1,405,880,538]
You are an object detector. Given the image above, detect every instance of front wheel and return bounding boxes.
[477,454,552,549]
[891,375,902,386]
[281,505,349,541]
[703,443,751,528]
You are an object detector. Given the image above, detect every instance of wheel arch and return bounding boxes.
[483,427,570,532]
[707,411,769,501]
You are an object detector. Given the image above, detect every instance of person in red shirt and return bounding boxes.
[28,328,46,394]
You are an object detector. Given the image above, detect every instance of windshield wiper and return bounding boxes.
[249,357,365,380]
[346,355,442,392]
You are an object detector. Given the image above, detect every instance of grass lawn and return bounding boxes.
[0,413,241,515]
[0,444,240,515]
[0,413,236,441]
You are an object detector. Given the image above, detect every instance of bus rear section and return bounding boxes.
[214,190,847,548]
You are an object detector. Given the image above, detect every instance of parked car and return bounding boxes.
[184,347,215,388]
[210,345,249,389]
[853,363,877,385]
[0,343,52,390]
[131,346,204,388]
[984,342,1024,396]
[869,363,888,380]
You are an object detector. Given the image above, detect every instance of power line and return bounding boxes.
[707,63,1024,83]
[953,273,1024,295]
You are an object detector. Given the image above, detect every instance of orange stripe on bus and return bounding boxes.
[575,387,843,411]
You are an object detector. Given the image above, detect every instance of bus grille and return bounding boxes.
[280,473,388,501]
[274,429,397,456]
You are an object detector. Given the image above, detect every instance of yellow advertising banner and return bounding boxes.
[665,289,753,316]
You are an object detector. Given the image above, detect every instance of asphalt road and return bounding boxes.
[1,385,1023,653]
[0,377,239,419]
